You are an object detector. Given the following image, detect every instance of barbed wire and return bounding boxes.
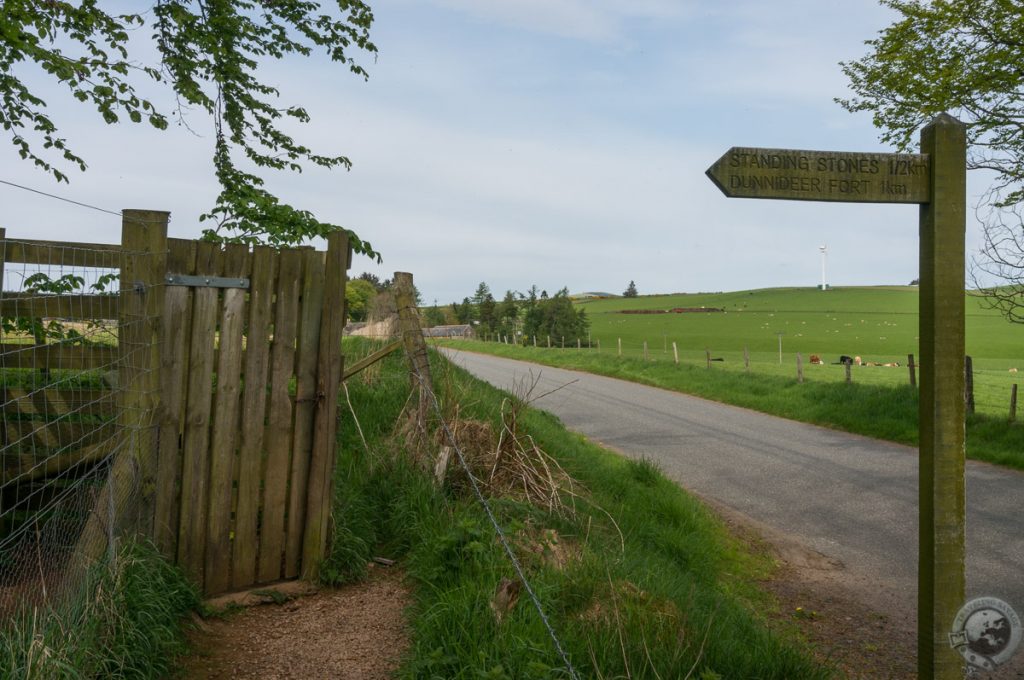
[406,348,581,680]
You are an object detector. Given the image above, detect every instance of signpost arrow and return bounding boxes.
[705,146,930,204]
[707,114,966,680]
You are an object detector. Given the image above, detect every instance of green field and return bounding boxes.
[572,286,1022,418]
[441,286,1024,469]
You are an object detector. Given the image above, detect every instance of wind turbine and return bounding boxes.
[819,245,828,290]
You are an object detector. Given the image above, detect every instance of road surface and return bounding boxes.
[441,348,1024,626]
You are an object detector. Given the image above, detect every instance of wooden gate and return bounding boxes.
[154,231,348,596]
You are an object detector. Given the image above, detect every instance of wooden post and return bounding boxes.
[74,210,168,575]
[302,232,349,581]
[617,338,622,357]
[576,338,581,352]
[917,113,966,679]
[643,341,648,361]
[561,336,564,349]
[1010,384,1018,423]
[705,349,711,369]
[547,335,551,348]
[908,353,917,387]
[796,352,803,383]
[845,360,852,384]
[395,272,432,441]
[743,346,750,372]
[533,335,537,348]
[672,341,679,365]
[964,355,975,414]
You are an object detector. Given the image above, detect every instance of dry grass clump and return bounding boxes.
[437,396,578,519]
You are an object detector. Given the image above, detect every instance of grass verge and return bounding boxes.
[437,340,1024,471]
[328,339,833,678]
[0,539,200,679]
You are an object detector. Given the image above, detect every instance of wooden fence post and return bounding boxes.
[744,346,749,372]
[533,335,537,348]
[796,352,803,384]
[561,336,564,349]
[395,272,432,439]
[547,335,551,348]
[617,338,622,357]
[643,341,648,361]
[845,361,852,384]
[1011,384,1018,423]
[672,342,679,365]
[302,232,349,581]
[908,353,917,387]
[964,355,975,414]
[74,210,168,575]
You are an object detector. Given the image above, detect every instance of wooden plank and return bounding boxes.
[0,343,117,370]
[154,238,197,559]
[177,241,222,589]
[284,249,325,578]
[3,437,118,485]
[1,389,115,417]
[341,340,402,381]
[4,420,117,451]
[232,246,277,589]
[1,295,118,320]
[1,238,121,267]
[302,232,348,580]
[205,243,250,594]
[258,248,302,583]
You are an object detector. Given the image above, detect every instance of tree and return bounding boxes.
[623,281,638,298]
[839,0,1024,318]
[472,282,491,306]
[478,293,497,336]
[1,1,379,256]
[423,302,446,328]
[497,290,519,338]
[345,278,377,322]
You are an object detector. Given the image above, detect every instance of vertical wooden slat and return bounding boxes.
[204,243,250,594]
[284,250,325,578]
[177,242,222,589]
[154,239,197,558]
[302,232,348,580]
[258,248,303,583]
[232,246,277,588]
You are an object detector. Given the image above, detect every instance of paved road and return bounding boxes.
[442,348,1024,622]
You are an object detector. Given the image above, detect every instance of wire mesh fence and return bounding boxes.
[0,237,161,624]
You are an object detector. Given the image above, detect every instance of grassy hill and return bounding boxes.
[578,286,1019,361]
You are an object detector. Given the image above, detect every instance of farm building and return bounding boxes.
[422,324,474,338]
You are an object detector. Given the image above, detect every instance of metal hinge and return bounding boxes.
[166,274,249,289]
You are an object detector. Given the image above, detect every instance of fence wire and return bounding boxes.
[399,338,580,680]
[0,238,161,623]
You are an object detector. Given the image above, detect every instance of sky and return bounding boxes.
[0,1,994,305]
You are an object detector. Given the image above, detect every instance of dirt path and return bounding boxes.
[177,566,411,679]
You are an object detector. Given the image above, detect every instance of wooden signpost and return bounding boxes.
[707,113,966,680]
